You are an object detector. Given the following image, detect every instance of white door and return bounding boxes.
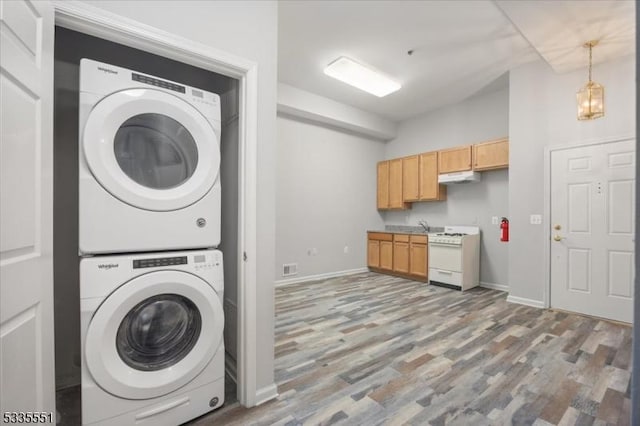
[0,0,55,417]
[550,139,635,323]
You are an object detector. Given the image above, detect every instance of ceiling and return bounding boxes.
[278,1,635,122]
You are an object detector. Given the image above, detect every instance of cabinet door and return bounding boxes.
[438,146,472,173]
[380,241,393,270]
[473,138,509,171]
[410,243,428,278]
[377,161,389,209]
[402,155,419,202]
[367,240,380,268]
[393,242,409,273]
[419,152,446,201]
[388,159,404,209]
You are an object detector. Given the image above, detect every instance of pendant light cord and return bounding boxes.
[588,43,593,83]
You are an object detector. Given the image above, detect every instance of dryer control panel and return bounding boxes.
[133,256,187,269]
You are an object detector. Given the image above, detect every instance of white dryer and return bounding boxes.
[80,249,225,425]
[79,59,221,254]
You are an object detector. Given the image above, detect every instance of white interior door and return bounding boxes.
[0,0,55,416]
[550,139,635,323]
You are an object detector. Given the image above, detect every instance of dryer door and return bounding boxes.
[82,88,220,211]
[85,270,224,400]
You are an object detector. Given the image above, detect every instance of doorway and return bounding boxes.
[548,138,635,323]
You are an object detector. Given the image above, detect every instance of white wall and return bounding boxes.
[278,82,397,141]
[80,0,278,396]
[384,88,510,287]
[276,115,385,281]
[508,56,635,303]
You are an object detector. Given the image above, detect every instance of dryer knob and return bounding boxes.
[196,218,207,228]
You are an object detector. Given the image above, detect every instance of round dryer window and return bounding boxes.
[82,88,220,212]
[84,270,224,400]
[114,114,199,190]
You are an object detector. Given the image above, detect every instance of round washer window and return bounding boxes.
[116,294,202,371]
[114,113,199,189]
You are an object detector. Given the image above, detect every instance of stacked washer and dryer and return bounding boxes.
[78,59,225,425]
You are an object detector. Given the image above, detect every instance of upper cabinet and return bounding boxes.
[473,137,509,171]
[377,161,389,209]
[419,152,446,201]
[402,155,419,202]
[378,159,409,210]
[438,146,472,173]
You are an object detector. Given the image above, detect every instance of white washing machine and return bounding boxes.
[80,249,225,425]
[79,59,222,254]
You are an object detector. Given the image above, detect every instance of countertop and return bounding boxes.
[368,225,444,235]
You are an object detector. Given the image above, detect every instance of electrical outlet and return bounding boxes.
[530,214,542,225]
[492,216,499,225]
[311,248,318,256]
[343,245,349,254]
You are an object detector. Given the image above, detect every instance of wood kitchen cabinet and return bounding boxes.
[377,161,389,209]
[393,234,410,273]
[473,137,509,171]
[368,232,393,270]
[388,158,405,209]
[419,152,446,201]
[367,232,428,281]
[377,159,409,210]
[409,235,428,278]
[438,145,472,173]
[402,155,419,202]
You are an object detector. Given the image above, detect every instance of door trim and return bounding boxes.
[543,134,635,310]
[53,2,263,406]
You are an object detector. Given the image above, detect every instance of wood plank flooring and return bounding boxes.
[191,272,632,425]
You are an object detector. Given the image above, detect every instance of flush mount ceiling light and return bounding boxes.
[577,40,604,120]
[323,56,401,97]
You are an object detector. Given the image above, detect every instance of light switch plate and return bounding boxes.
[530,214,542,225]
[492,216,499,225]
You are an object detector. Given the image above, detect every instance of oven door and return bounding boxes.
[428,242,462,272]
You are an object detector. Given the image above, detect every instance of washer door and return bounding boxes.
[83,88,220,211]
[85,271,223,400]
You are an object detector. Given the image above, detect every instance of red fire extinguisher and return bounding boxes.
[500,217,509,242]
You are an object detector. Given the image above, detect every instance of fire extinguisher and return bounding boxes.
[500,217,509,242]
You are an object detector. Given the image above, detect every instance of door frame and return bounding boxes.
[53,2,261,406]
[543,134,635,310]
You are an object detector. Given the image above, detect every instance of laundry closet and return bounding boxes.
[53,27,239,425]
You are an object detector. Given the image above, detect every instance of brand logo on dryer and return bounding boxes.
[97,263,119,270]
[97,66,118,75]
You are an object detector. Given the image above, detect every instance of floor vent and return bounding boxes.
[282,263,298,277]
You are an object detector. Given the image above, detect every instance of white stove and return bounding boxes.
[428,226,480,291]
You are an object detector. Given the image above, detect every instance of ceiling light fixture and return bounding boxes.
[324,56,401,97]
[577,40,604,120]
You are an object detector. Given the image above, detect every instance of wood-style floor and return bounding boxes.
[193,272,632,425]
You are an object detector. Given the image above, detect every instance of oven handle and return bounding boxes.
[428,242,462,247]
[435,269,453,275]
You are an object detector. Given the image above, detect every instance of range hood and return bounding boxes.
[438,170,481,184]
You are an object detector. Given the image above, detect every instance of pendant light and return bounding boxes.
[576,40,604,120]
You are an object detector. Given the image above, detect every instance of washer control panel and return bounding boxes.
[194,252,222,271]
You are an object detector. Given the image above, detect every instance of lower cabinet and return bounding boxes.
[409,235,428,278]
[393,235,409,273]
[367,232,428,281]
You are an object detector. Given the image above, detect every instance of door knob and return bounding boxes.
[554,224,561,230]
[553,235,563,242]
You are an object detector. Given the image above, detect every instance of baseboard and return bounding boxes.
[275,267,368,287]
[506,295,546,309]
[254,383,278,406]
[480,281,509,292]
[225,354,237,384]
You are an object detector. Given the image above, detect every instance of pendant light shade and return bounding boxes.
[577,40,604,120]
